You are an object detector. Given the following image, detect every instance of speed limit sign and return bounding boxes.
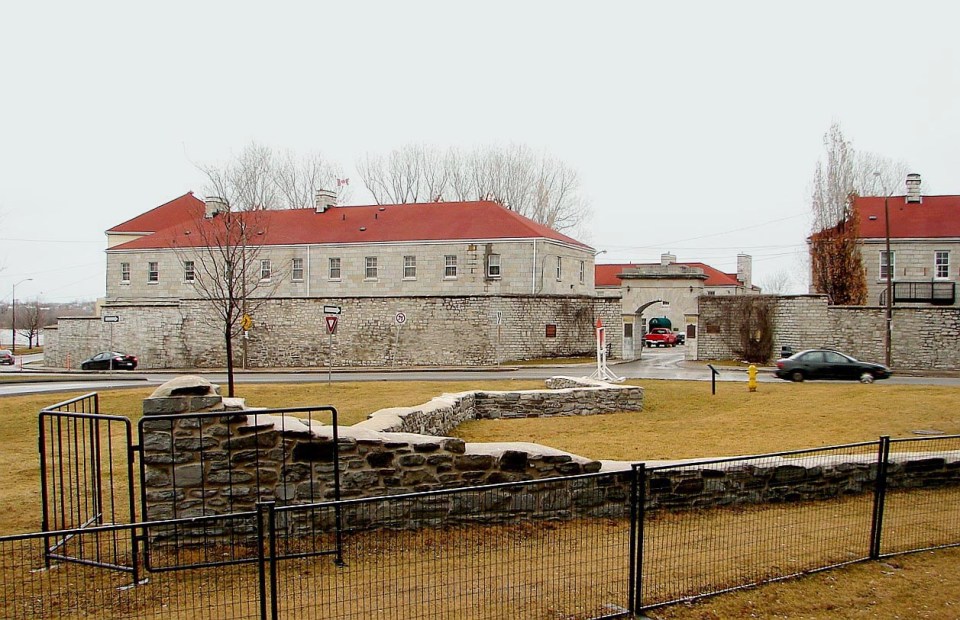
[395,311,406,325]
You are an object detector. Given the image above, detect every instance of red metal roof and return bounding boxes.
[855,195,960,239]
[107,192,204,234]
[595,262,743,288]
[109,198,591,250]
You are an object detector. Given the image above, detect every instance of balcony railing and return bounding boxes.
[879,281,956,305]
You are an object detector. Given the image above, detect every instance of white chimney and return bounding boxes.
[204,196,228,219]
[660,252,676,267]
[905,173,922,204]
[737,254,753,289]
[315,189,337,213]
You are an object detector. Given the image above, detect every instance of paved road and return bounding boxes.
[2,347,958,397]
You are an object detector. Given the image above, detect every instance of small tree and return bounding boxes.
[723,297,776,363]
[17,299,45,349]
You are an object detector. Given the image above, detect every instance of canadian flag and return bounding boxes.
[337,178,350,187]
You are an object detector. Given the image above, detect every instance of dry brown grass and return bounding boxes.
[2,378,959,618]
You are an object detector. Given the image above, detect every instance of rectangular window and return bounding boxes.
[121,262,130,283]
[260,259,272,280]
[487,254,501,278]
[624,323,633,338]
[545,324,557,338]
[579,260,585,283]
[403,255,417,279]
[183,260,195,282]
[365,256,378,280]
[880,251,896,280]
[444,255,458,278]
[556,256,562,281]
[935,251,950,279]
[329,257,341,280]
[148,261,159,283]
[292,258,304,281]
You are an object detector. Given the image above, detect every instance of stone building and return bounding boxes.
[595,253,760,358]
[851,178,960,307]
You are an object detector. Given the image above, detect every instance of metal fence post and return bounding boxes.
[629,463,647,613]
[256,502,272,620]
[869,436,891,559]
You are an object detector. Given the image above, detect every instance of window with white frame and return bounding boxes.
[444,255,458,278]
[260,259,272,280]
[579,260,585,283]
[935,251,950,279]
[403,255,417,279]
[292,258,304,281]
[148,261,159,283]
[183,261,195,282]
[880,250,895,280]
[556,256,563,281]
[486,254,501,278]
[329,257,341,280]
[120,262,130,283]
[365,256,378,280]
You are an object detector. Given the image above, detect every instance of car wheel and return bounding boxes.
[860,372,875,384]
[81,363,89,370]
[790,370,805,382]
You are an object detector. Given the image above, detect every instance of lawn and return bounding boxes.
[2,377,959,618]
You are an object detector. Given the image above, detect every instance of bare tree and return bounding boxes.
[17,299,45,349]
[809,123,908,305]
[184,143,337,395]
[357,144,591,235]
[759,269,792,294]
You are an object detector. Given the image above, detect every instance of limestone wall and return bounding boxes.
[697,294,960,368]
[48,295,622,369]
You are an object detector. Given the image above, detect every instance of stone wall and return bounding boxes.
[48,295,623,369]
[697,294,960,369]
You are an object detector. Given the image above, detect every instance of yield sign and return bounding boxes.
[325,315,338,334]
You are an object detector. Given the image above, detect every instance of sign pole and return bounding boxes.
[328,330,333,385]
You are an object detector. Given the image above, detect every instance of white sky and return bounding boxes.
[2,1,958,302]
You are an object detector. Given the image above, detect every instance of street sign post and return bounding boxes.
[325,315,338,334]
[393,311,406,366]
[324,308,341,384]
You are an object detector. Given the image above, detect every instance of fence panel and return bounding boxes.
[879,434,960,556]
[0,523,264,620]
[271,473,633,620]
[638,442,880,609]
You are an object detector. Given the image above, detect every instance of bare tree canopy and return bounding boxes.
[201,142,346,211]
[809,122,908,305]
[357,144,591,235]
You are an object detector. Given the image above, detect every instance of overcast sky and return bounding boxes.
[2,1,958,303]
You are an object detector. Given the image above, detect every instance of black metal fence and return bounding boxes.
[9,434,960,618]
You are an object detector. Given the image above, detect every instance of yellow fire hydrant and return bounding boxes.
[748,364,758,392]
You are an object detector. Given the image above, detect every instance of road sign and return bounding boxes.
[102,315,120,323]
[495,310,503,325]
[325,315,339,334]
[324,305,341,315]
[395,311,406,325]
[241,314,253,331]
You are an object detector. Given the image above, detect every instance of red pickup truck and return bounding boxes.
[643,328,678,348]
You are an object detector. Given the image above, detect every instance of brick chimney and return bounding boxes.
[204,196,228,219]
[660,252,676,267]
[737,254,753,288]
[905,173,922,204]
[315,189,337,213]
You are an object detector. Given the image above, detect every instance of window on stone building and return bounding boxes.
[880,250,896,280]
[183,261,195,282]
[556,256,562,281]
[260,259,272,281]
[292,258,304,281]
[329,257,341,280]
[444,255,458,278]
[579,260,585,283]
[486,254,501,279]
[935,251,950,279]
[121,262,130,283]
[365,256,378,280]
[148,261,159,283]
[403,255,417,279]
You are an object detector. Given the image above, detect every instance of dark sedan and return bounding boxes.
[80,351,139,371]
[775,349,891,383]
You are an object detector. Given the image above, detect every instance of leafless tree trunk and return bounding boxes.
[17,299,45,348]
[357,144,591,235]
[809,123,907,305]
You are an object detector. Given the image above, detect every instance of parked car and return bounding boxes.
[675,332,686,345]
[80,351,139,371]
[0,349,14,365]
[774,349,891,383]
[643,328,678,347]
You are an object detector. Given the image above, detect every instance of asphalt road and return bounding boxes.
[2,347,958,397]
